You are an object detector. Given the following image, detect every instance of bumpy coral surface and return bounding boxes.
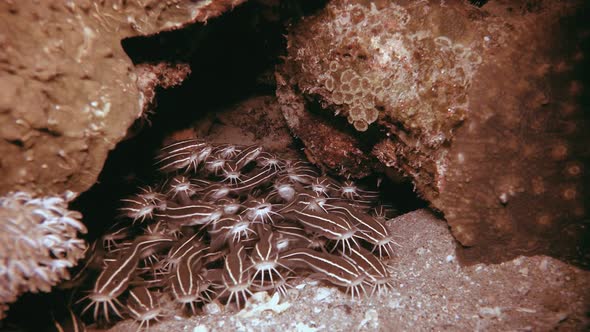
[0,191,87,319]
[78,139,398,329]
[277,0,588,264]
[284,1,477,134]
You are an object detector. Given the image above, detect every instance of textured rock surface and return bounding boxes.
[208,95,295,152]
[276,83,377,177]
[0,0,244,196]
[276,0,589,264]
[102,209,590,332]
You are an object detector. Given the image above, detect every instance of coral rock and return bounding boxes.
[276,0,589,264]
[0,0,245,196]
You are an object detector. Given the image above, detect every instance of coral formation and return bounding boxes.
[276,0,588,264]
[0,0,245,196]
[283,2,476,134]
[78,139,398,329]
[0,191,87,319]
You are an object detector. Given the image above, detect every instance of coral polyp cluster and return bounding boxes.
[80,139,398,328]
[282,0,480,136]
[0,191,87,319]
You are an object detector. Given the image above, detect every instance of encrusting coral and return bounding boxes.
[281,1,476,134]
[0,191,87,319]
[277,0,588,264]
[77,139,398,329]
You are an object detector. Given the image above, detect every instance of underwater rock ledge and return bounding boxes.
[0,0,245,196]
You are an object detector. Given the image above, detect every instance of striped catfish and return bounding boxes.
[288,190,337,213]
[280,248,366,299]
[164,175,196,204]
[226,144,263,171]
[327,201,397,257]
[169,247,209,315]
[208,215,257,251]
[212,143,241,159]
[80,235,173,322]
[334,180,380,202]
[282,160,319,185]
[158,201,222,227]
[340,246,394,295]
[268,176,303,202]
[274,221,327,251]
[231,167,279,194]
[136,186,165,206]
[51,309,86,332]
[119,195,157,224]
[243,197,282,224]
[157,233,206,273]
[218,245,253,309]
[201,182,236,201]
[308,176,338,197]
[217,197,243,215]
[287,209,359,254]
[126,286,164,331]
[155,139,212,173]
[101,223,131,252]
[204,156,228,175]
[256,151,285,171]
[220,162,243,185]
[248,227,289,289]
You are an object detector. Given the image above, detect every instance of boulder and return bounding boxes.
[276,0,588,263]
[0,0,245,195]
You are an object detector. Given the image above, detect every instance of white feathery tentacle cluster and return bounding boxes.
[0,191,87,319]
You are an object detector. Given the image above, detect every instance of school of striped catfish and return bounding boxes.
[70,139,399,330]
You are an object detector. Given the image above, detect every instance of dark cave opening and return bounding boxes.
[75,0,337,242]
[70,0,424,244]
[3,1,429,330]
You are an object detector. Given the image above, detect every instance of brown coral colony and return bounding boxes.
[78,139,398,327]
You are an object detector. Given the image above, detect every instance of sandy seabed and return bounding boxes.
[97,209,589,332]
